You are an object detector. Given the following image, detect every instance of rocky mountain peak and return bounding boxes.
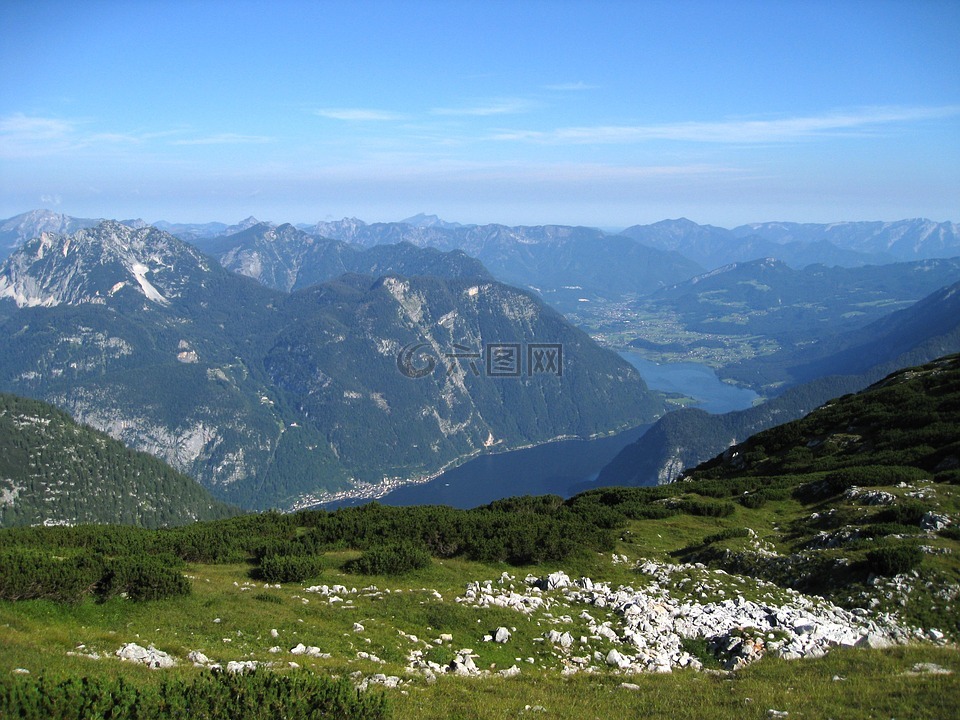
[0,221,211,308]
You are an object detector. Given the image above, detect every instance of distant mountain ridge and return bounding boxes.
[0,221,665,509]
[262,219,705,301]
[731,219,960,261]
[197,222,492,293]
[620,218,896,269]
[4,211,959,277]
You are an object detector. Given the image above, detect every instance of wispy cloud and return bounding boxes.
[315,108,406,121]
[492,106,960,144]
[0,114,74,140]
[543,81,597,91]
[171,133,274,146]
[0,113,77,156]
[430,99,532,117]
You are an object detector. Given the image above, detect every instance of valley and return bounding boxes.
[1,211,959,719]
[5,4,958,717]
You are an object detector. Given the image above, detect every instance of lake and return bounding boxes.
[617,352,758,414]
[324,424,650,510]
[325,355,758,509]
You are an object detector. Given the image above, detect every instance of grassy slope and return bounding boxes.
[2,356,960,717]
[1,506,958,718]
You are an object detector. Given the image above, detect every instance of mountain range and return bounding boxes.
[6,211,959,284]
[199,222,492,293]
[622,217,960,268]
[0,221,664,510]
[197,219,704,303]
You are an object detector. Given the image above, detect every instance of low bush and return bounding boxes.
[867,543,924,576]
[98,554,190,602]
[0,670,388,720]
[702,528,751,545]
[345,542,431,576]
[678,498,736,518]
[875,502,931,527]
[258,554,324,584]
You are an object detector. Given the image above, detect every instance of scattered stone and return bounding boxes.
[620,682,641,691]
[116,643,176,669]
[494,626,511,643]
[605,649,629,668]
[920,512,951,531]
[270,628,279,638]
[187,650,211,665]
[856,633,892,650]
[226,660,259,674]
[906,663,953,675]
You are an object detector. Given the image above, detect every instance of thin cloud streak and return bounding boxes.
[543,81,597,91]
[315,108,407,121]
[171,133,274,146]
[430,99,533,116]
[492,106,960,144]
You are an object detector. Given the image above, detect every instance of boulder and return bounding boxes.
[116,643,176,669]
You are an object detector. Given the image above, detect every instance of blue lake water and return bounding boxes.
[617,352,758,414]
[325,355,758,510]
[325,424,650,510]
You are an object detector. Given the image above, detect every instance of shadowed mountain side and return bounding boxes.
[0,392,240,528]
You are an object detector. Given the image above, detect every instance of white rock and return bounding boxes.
[116,643,176,669]
[226,660,258,674]
[187,650,211,665]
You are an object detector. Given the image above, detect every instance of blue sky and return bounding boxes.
[1,0,958,227]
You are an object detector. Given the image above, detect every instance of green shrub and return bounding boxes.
[938,525,960,541]
[258,554,324,583]
[0,670,388,720]
[739,493,767,509]
[862,523,921,539]
[703,527,751,544]
[678,498,736,518]
[345,542,431,576]
[876,502,930,527]
[934,469,960,485]
[99,555,190,602]
[0,550,102,603]
[867,543,924,576]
